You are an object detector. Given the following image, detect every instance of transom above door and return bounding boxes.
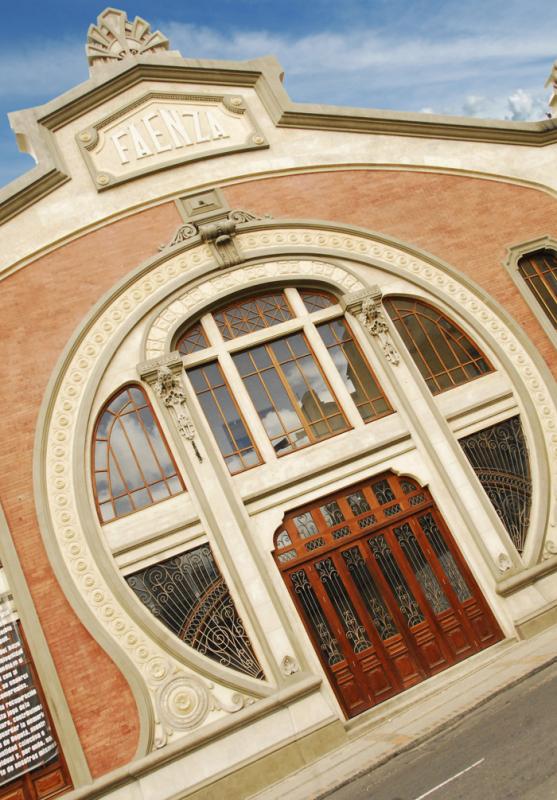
[274,471,503,718]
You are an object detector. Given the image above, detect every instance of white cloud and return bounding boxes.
[505,88,548,120]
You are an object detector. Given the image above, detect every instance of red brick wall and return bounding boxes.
[0,202,181,778]
[1,167,556,781]
[224,170,557,377]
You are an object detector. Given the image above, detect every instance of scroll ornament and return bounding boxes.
[154,366,202,462]
[359,295,400,365]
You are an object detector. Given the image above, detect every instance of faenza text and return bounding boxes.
[110,107,229,165]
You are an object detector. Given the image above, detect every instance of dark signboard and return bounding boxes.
[0,619,58,786]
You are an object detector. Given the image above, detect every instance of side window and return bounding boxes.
[92,385,184,523]
[384,296,493,394]
[517,249,557,330]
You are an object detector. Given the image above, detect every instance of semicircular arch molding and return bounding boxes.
[36,220,557,753]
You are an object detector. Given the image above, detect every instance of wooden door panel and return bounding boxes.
[274,471,504,720]
[331,662,370,717]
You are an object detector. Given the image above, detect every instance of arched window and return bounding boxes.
[383,297,493,394]
[517,249,557,330]
[175,288,393,473]
[92,385,184,523]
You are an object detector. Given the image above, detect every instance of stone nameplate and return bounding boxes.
[77,91,268,190]
[0,619,57,785]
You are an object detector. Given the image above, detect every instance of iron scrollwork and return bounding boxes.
[459,416,532,553]
[127,544,265,679]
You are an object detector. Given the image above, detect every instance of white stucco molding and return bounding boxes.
[503,235,557,349]
[35,219,557,759]
[4,43,557,224]
[144,222,557,566]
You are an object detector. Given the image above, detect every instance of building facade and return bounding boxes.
[1,8,557,800]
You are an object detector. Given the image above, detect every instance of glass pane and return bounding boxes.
[459,416,531,553]
[317,320,391,422]
[300,290,337,312]
[385,297,493,395]
[93,386,184,522]
[315,559,372,653]
[293,512,319,538]
[394,523,450,615]
[189,362,260,473]
[368,534,425,627]
[418,513,472,603]
[290,569,344,666]
[320,501,345,526]
[214,292,293,340]
[346,491,371,515]
[342,547,399,640]
[176,322,209,355]
[127,545,264,678]
[120,413,163,485]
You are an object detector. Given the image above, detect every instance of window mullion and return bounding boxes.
[303,321,364,429]
[217,349,278,463]
[266,344,317,444]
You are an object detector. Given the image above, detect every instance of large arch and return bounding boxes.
[35,217,557,751]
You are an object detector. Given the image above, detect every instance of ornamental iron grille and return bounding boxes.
[274,471,502,718]
[517,249,557,329]
[126,544,265,679]
[92,385,184,523]
[384,297,493,394]
[458,416,532,554]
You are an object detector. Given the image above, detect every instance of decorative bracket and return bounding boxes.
[137,352,202,462]
[162,208,267,267]
[342,287,400,366]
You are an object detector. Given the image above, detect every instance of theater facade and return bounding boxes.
[1,8,557,800]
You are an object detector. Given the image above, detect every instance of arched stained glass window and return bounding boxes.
[517,249,557,330]
[93,385,184,523]
[384,297,493,394]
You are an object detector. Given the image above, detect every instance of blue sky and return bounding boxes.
[1,0,556,188]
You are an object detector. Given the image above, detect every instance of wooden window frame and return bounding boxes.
[233,330,352,455]
[187,361,263,474]
[384,296,494,395]
[92,384,185,524]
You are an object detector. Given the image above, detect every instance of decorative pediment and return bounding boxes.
[86,8,169,69]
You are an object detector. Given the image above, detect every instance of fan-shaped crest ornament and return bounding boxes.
[87,7,169,68]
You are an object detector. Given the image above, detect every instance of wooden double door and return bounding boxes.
[274,472,503,718]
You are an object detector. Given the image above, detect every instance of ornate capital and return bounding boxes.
[137,352,182,384]
[137,354,202,461]
[87,8,169,70]
[342,287,400,366]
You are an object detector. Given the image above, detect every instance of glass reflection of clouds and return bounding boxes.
[93,386,184,523]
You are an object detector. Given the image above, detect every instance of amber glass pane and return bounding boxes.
[176,322,209,355]
[188,362,261,474]
[384,297,493,395]
[93,386,184,523]
[300,290,337,312]
[233,332,349,455]
[517,249,557,329]
[213,292,293,340]
[317,318,392,421]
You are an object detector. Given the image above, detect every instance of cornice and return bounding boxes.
[2,52,557,225]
